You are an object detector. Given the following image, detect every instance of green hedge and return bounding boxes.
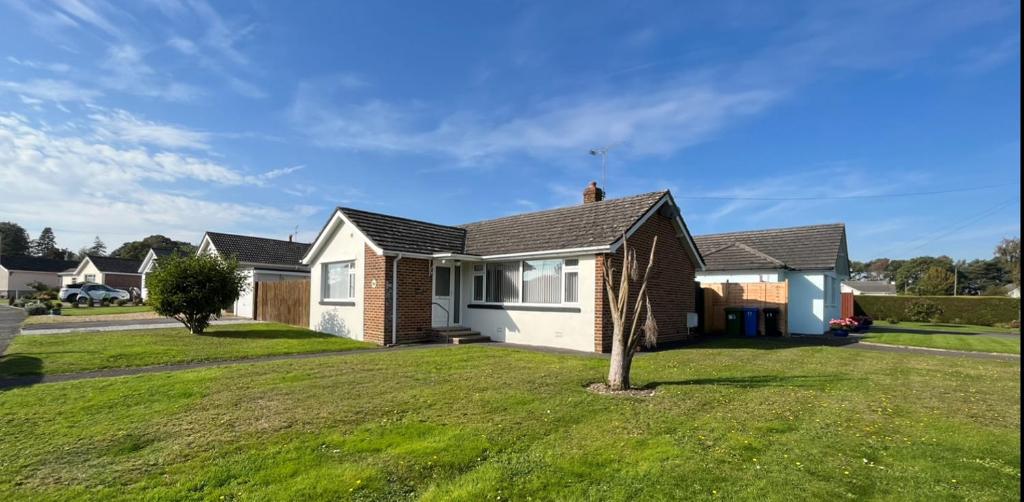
[854,295,1020,325]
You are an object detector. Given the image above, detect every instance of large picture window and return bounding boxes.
[322,261,355,300]
[473,258,580,305]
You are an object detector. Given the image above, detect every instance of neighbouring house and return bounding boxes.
[0,255,79,298]
[138,248,176,300]
[1006,285,1020,299]
[197,232,311,319]
[842,280,897,296]
[66,255,144,290]
[301,183,705,353]
[694,224,850,335]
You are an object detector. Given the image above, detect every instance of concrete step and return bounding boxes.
[451,334,491,345]
[432,325,471,332]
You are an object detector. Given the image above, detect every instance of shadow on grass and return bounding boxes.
[203,328,337,340]
[0,354,43,388]
[644,374,848,389]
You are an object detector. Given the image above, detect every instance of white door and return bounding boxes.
[432,264,452,327]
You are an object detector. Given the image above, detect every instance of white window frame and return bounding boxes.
[84,274,96,283]
[471,258,581,307]
[321,260,356,301]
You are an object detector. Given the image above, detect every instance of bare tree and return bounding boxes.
[602,234,659,391]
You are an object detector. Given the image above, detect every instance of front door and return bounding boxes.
[432,264,453,327]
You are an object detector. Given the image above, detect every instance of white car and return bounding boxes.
[59,283,130,304]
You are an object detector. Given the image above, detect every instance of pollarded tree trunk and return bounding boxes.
[604,234,658,391]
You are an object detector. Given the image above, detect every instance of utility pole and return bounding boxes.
[953,262,958,297]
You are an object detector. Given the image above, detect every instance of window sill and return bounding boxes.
[468,304,581,313]
[320,300,355,306]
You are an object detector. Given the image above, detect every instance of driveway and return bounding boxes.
[0,305,27,354]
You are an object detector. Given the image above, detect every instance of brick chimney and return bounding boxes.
[583,181,604,204]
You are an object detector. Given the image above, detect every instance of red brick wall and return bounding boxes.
[363,245,387,345]
[391,257,433,343]
[361,246,433,346]
[594,211,697,353]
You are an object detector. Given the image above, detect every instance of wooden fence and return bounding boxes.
[702,281,789,335]
[254,279,310,328]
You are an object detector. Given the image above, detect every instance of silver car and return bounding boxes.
[59,283,130,304]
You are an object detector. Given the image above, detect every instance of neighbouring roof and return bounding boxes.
[204,232,311,267]
[151,248,176,258]
[843,280,896,295]
[460,191,668,256]
[339,208,467,255]
[695,223,846,272]
[86,255,143,274]
[0,255,78,273]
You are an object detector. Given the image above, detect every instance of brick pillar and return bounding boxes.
[363,245,387,345]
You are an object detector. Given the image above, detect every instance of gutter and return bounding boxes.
[391,253,403,346]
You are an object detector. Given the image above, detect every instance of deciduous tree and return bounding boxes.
[0,222,31,256]
[602,234,659,391]
[146,254,246,335]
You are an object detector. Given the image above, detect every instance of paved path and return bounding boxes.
[849,340,1019,361]
[21,318,260,335]
[0,305,26,355]
[867,327,1020,339]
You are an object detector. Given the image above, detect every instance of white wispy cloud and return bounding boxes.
[0,113,310,249]
[98,44,203,102]
[0,78,101,102]
[289,78,777,165]
[6,56,72,72]
[89,109,212,150]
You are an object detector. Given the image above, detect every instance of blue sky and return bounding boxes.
[0,0,1019,261]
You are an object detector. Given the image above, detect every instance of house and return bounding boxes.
[1006,285,1020,299]
[197,232,311,319]
[842,280,897,296]
[65,255,143,290]
[0,255,79,298]
[138,248,176,300]
[694,224,850,335]
[300,183,705,353]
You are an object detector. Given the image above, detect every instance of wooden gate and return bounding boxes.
[841,292,855,318]
[254,279,310,327]
[702,281,789,335]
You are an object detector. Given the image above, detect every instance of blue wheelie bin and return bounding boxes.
[742,307,759,337]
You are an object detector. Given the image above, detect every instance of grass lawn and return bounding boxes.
[861,331,1020,354]
[0,338,1018,500]
[0,323,374,377]
[59,305,153,316]
[876,321,1019,335]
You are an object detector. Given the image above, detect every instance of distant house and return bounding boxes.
[1007,286,1020,299]
[138,248,176,300]
[65,255,143,290]
[842,280,897,296]
[300,184,704,352]
[694,224,850,335]
[0,255,79,297]
[197,232,311,319]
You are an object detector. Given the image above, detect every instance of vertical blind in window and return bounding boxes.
[486,262,520,303]
[523,259,562,303]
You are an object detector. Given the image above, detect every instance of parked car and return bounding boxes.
[59,283,130,304]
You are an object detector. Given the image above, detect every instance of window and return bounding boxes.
[472,265,484,302]
[523,259,562,303]
[322,261,355,300]
[486,262,520,303]
[434,266,451,296]
[84,274,96,283]
[564,259,579,304]
[471,258,580,305]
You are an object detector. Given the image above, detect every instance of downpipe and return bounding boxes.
[390,253,403,346]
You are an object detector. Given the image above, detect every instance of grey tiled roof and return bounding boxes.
[695,223,846,271]
[151,248,176,257]
[340,208,467,255]
[843,280,896,294]
[331,191,670,257]
[0,255,78,273]
[461,191,668,256]
[87,255,143,274]
[205,232,311,267]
